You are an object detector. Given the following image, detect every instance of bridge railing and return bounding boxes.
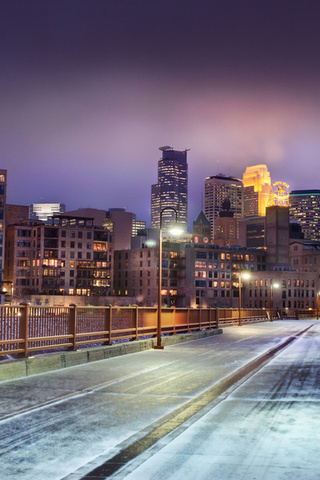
[0,305,276,358]
[294,309,319,319]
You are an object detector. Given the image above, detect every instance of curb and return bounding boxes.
[0,328,223,382]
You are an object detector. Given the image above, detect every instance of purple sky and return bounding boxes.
[2,0,320,228]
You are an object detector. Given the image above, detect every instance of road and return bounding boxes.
[0,320,319,479]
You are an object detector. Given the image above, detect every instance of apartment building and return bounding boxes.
[114,243,266,308]
[4,215,112,299]
[289,241,320,273]
[114,242,185,307]
[242,270,319,310]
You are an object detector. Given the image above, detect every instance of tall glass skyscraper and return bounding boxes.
[289,190,320,241]
[204,174,243,241]
[151,147,188,231]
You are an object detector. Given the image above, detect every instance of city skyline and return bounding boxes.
[2,1,320,227]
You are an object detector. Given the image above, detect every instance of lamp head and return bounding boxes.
[169,226,184,237]
[241,272,251,280]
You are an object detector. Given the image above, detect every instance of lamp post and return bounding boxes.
[317,291,320,320]
[154,207,183,349]
[270,280,280,321]
[238,272,250,326]
[270,280,280,309]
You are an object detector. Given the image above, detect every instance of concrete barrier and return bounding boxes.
[0,328,223,382]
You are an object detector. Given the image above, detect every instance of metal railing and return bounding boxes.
[294,309,319,319]
[0,305,278,358]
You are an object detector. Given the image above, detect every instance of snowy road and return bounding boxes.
[0,320,319,479]
[112,321,320,480]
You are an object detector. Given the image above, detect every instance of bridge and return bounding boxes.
[1,318,320,479]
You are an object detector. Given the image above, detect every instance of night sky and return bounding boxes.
[2,0,320,228]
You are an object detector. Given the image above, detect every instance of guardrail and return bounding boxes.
[0,305,278,358]
[294,309,319,319]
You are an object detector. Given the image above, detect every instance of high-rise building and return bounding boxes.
[151,146,188,231]
[0,170,7,285]
[29,202,66,222]
[132,215,146,237]
[242,164,273,217]
[265,205,290,269]
[289,190,320,242]
[204,174,243,240]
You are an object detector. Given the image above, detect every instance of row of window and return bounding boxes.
[195,251,255,261]
[195,280,232,288]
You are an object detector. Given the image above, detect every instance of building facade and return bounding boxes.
[151,147,188,232]
[289,190,320,242]
[114,243,267,308]
[243,270,319,311]
[6,204,29,228]
[114,242,185,307]
[242,164,273,217]
[192,211,211,245]
[4,216,113,300]
[289,241,320,273]
[66,207,146,250]
[204,174,243,241]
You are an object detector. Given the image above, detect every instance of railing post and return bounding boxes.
[20,303,29,358]
[199,306,202,330]
[104,306,110,345]
[69,304,77,351]
[172,307,176,335]
[109,305,113,344]
[187,308,190,332]
[132,305,139,341]
[216,308,219,328]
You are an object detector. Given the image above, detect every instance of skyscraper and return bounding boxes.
[204,174,243,240]
[151,146,188,231]
[289,190,320,241]
[242,164,273,217]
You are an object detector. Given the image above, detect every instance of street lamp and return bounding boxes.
[154,207,183,349]
[270,280,280,308]
[317,291,320,320]
[238,271,250,327]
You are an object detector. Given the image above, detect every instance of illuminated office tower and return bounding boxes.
[0,170,7,284]
[289,190,320,241]
[242,164,273,217]
[204,174,243,240]
[151,146,188,231]
[29,202,65,222]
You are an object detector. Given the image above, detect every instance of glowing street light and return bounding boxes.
[154,207,183,349]
[270,280,280,309]
[238,271,250,327]
[317,291,320,320]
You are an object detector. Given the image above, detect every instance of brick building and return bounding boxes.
[4,216,112,300]
[114,243,267,308]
